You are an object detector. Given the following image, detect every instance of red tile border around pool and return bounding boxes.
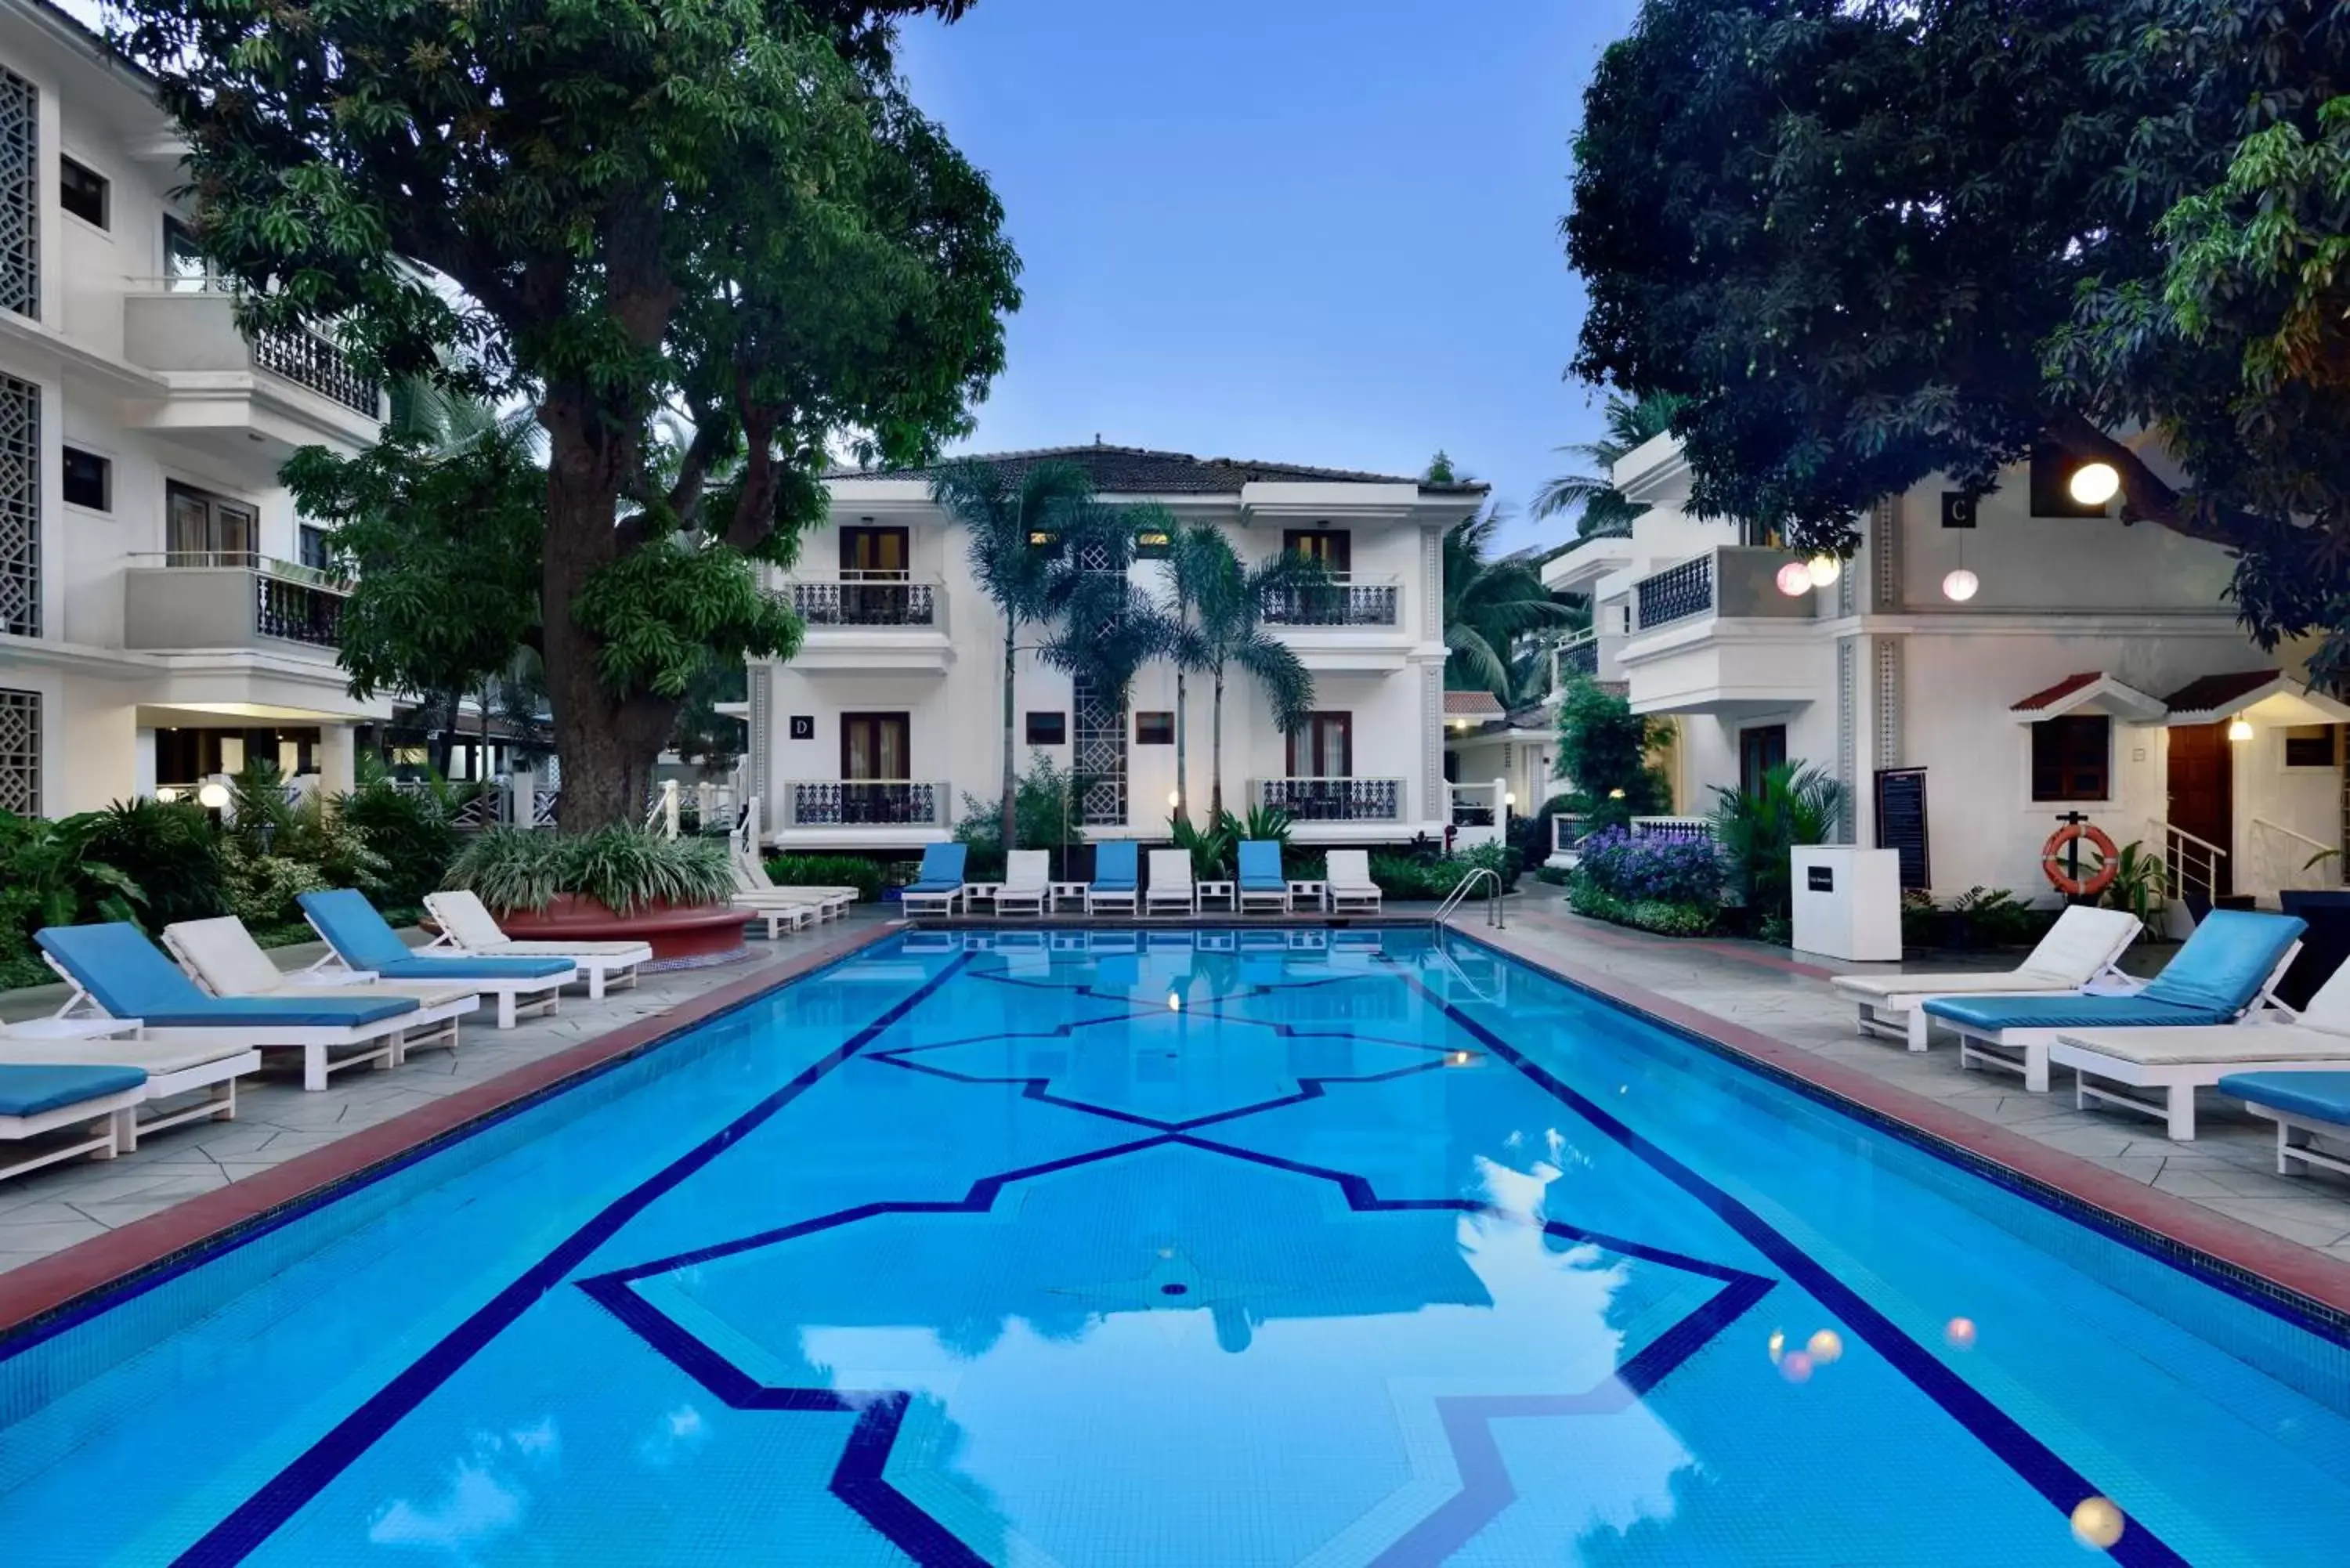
[1462,919,2350,1318]
[0,922,896,1338]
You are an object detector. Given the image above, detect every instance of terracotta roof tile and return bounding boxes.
[827,443,1488,497]
[1443,691,1506,718]
[2162,670,2283,717]
[2010,672,2105,713]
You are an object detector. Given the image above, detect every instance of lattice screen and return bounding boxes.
[1072,673,1127,826]
[0,68,33,320]
[0,688,38,815]
[0,372,36,636]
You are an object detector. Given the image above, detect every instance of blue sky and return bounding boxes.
[893,0,1644,550]
[66,0,1643,551]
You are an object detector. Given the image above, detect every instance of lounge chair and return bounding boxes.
[1238,840,1290,915]
[2219,1071,2350,1177]
[298,890,575,1030]
[996,851,1050,919]
[1922,909,2305,1096]
[1145,850,1196,916]
[2046,952,2350,1140]
[900,844,970,919]
[37,923,434,1093]
[0,1064,147,1183]
[1832,905,2143,1051]
[1087,842,1139,916]
[0,1030,261,1151]
[164,913,480,1067]
[1326,850,1383,915]
[732,845,857,919]
[421,891,652,1000]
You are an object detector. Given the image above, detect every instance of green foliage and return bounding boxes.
[78,799,226,927]
[120,0,1020,824]
[1238,804,1294,848]
[955,751,1092,877]
[1534,391,1686,537]
[0,812,145,965]
[1553,677,1672,827]
[1567,874,1716,938]
[447,827,734,916]
[1946,887,2041,948]
[218,839,331,927]
[225,761,390,898]
[1163,523,1319,818]
[1567,0,2350,679]
[765,854,888,900]
[1708,762,1846,930]
[1441,506,1578,702]
[336,778,462,910]
[2091,839,2167,929]
[1170,814,1238,881]
[1366,844,1521,901]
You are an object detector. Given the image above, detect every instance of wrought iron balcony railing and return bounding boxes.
[783,573,941,628]
[1253,776,1404,822]
[783,779,947,827]
[1262,575,1401,627]
[1633,555,1714,630]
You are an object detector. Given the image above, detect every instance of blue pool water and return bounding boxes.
[3,927,2348,1565]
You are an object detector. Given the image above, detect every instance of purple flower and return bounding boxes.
[1578,827,1719,905]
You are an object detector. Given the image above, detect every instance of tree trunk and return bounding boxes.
[1173,667,1189,826]
[1209,665,1227,822]
[1000,623,1019,850]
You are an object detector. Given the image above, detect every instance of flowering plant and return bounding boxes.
[1575,827,1722,906]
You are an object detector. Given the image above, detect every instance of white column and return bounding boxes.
[319,724,356,797]
[133,728,157,798]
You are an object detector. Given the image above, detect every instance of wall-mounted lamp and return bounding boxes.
[2227,715,2254,743]
[2069,462,2121,507]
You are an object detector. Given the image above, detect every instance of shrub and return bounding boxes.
[1170,812,1237,880]
[1553,678,1672,829]
[219,839,331,926]
[1574,827,1721,905]
[447,826,735,915]
[1567,872,1716,937]
[1368,845,1519,899]
[1709,761,1844,928]
[78,798,225,927]
[0,811,145,961]
[338,779,460,908]
[765,853,888,900]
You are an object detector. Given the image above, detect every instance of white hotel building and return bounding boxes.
[1546,431,2350,912]
[745,445,1482,852]
[0,1,388,820]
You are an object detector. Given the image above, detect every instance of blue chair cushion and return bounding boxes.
[1092,844,1137,889]
[36,921,418,1028]
[916,844,967,886]
[1920,995,2229,1031]
[904,880,963,894]
[1238,841,1286,889]
[0,1064,146,1118]
[373,955,572,981]
[298,888,418,970]
[2217,1071,2350,1124]
[2138,909,2306,1013]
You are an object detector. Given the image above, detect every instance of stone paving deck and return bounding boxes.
[0,912,889,1279]
[1474,887,2350,1274]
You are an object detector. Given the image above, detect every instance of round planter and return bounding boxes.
[492,892,754,971]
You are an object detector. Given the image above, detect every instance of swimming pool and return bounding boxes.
[2,926,2346,1564]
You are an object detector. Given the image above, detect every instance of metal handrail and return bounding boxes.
[1433,865,1505,929]
[2250,816,2330,857]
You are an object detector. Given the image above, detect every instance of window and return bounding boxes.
[838,525,908,576]
[298,524,334,574]
[165,481,257,566]
[2284,724,2339,770]
[164,215,217,291]
[61,446,108,511]
[839,713,909,780]
[1134,711,1174,745]
[1283,528,1350,572]
[1026,710,1066,746]
[1288,712,1353,778]
[1134,528,1170,560]
[1737,724,1788,798]
[2031,714,2110,801]
[59,156,106,229]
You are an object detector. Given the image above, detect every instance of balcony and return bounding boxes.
[1262,575,1401,628]
[123,554,349,656]
[775,780,951,847]
[121,284,385,462]
[1555,629,1600,681]
[1253,776,1403,822]
[776,573,953,673]
[1619,547,1824,716]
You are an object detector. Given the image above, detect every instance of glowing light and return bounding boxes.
[1775,562,1812,597]
[1777,1350,1814,1384]
[1505,792,1517,807]
[154,787,179,804]
[1607,787,1626,800]
[1168,789,1182,808]
[1945,1317,1977,1349]
[1766,1330,1785,1364]
[2069,461,2121,507]
[1805,554,1842,587]
[1167,992,1181,1012]
[1941,568,1979,602]
[2070,1497,2126,1550]
[1448,1050,1473,1067]
[196,782,230,811]
[1806,1329,1844,1365]
[2226,715,2254,743]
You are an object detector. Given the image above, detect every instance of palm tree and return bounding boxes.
[1532,390,1685,537]
[1442,504,1579,702]
[1162,524,1318,822]
[931,461,1123,851]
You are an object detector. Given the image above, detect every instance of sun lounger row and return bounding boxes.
[0,890,659,1184]
[1831,905,2350,1144]
[894,842,1385,918]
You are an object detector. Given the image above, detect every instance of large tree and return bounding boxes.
[1567,0,2350,675]
[1162,525,1318,822]
[1441,506,1579,702]
[1533,390,1684,537]
[121,1,1020,826]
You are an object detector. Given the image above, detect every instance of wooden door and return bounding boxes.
[2167,721,2234,895]
[839,526,909,576]
[840,714,910,780]
[1286,713,1353,778]
[1283,529,1351,573]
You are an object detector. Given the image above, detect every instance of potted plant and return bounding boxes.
[445,825,749,966]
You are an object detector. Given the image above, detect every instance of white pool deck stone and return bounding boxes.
[1,888,2348,1282]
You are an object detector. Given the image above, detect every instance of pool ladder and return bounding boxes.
[1433,865,1505,930]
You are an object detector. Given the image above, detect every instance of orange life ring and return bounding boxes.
[2041,823,2120,898]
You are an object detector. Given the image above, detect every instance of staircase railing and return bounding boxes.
[2152,818,2229,909]
[2249,815,2339,894]
[1433,865,1505,929]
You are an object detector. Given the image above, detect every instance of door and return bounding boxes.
[166,483,257,567]
[837,526,910,622]
[1737,724,1788,798]
[2167,721,2234,896]
[840,713,911,823]
[1283,529,1351,573]
[1288,712,1353,779]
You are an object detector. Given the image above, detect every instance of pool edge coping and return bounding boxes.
[0,921,898,1342]
[1449,918,2350,1331]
